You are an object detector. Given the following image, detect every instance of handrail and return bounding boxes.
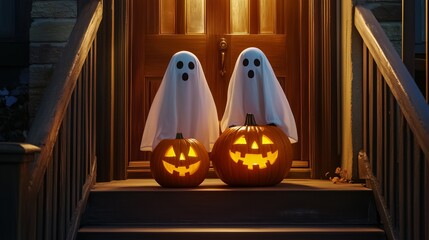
[359,151,396,240]
[354,5,429,158]
[20,1,103,239]
[26,0,103,196]
[355,4,429,240]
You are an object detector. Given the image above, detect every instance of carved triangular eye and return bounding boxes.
[262,135,274,144]
[165,146,176,157]
[188,146,198,157]
[233,135,247,145]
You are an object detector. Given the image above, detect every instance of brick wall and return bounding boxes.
[29,0,77,119]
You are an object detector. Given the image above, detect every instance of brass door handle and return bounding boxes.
[219,38,228,76]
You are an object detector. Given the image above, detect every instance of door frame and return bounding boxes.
[96,0,340,180]
[307,0,340,178]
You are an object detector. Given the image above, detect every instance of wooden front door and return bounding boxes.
[130,0,307,175]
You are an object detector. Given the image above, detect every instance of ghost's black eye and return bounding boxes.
[177,61,184,69]
[254,59,261,67]
[182,72,189,81]
[188,62,195,70]
[243,58,249,66]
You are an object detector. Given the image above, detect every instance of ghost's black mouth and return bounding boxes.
[248,70,255,78]
[182,72,189,81]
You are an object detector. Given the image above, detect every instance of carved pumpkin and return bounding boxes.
[150,133,210,187]
[211,114,293,186]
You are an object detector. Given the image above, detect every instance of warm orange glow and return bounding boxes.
[188,146,197,157]
[162,161,201,176]
[251,141,259,149]
[233,135,247,144]
[234,135,274,146]
[229,134,278,169]
[259,0,276,33]
[160,0,176,33]
[163,145,201,175]
[262,135,274,144]
[186,0,205,33]
[229,150,278,170]
[165,146,176,157]
[230,0,249,34]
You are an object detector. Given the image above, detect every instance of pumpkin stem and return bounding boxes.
[176,133,184,139]
[244,113,257,126]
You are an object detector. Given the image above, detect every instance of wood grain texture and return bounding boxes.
[26,0,102,194]
[355,5,429,158]
[357,5,429,240]
[130,0,306,165]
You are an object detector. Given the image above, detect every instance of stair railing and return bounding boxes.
[355,5,429,240]
[0,1,102,240]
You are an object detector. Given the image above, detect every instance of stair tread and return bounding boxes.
[78,226,386,240]
[79,225,385,233]
[79,180,384,239]
[82,179,377,226]
[92,178,370,192]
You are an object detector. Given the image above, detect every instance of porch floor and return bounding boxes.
[92,178,370,192]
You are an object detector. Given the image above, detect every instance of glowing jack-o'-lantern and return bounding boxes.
[150,133,210,187]
[229,134,278,170]
[211,114,293,186]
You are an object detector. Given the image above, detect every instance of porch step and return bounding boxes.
[77,179,385,240]
[78,225,385,240]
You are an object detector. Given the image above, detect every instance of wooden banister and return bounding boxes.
[355,4,429,240]
[26,0,102,196]
[0,1,104,239]
[355,5,429,158]
[1,0,101,239]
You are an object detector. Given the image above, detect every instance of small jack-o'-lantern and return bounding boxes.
[211,114,293,186]
[151,133,210,187]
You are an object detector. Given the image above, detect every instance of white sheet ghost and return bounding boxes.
[220,47,298,143]
[140,51,219,151]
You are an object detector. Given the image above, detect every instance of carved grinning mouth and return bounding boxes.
[162,161,201,176]
[229,150,278,170]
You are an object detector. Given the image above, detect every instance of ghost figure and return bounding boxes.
[140,51,219,151]
[221,47,298,143]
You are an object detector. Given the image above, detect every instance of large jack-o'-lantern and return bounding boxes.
[151,133,210,187]
[212,114,293,186]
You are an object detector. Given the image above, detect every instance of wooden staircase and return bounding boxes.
[77,179,386,240]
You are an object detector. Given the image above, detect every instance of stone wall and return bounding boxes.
[29,0,77,119]
[365,1,402,54]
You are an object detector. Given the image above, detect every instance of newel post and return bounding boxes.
[0,142,40,240]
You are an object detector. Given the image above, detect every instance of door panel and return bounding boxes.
[227,35,287,75]
[218,34,288,127]
[145,35,208,76]
[131,0,307,173]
